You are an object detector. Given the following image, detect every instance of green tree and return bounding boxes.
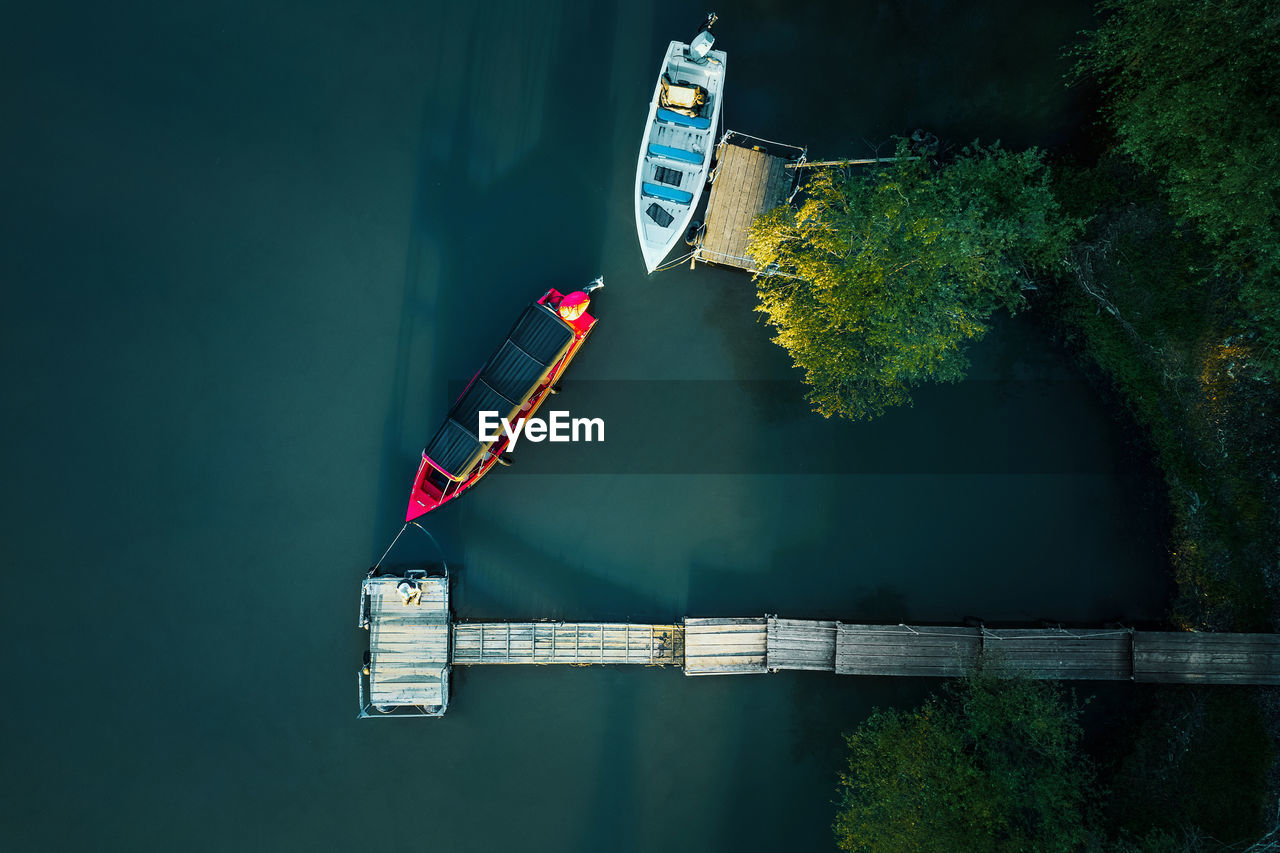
[1073,0,1280,373]
[747,143,1077,420]
[834,673,1094,853]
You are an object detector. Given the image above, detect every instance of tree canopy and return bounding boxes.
[747,143,1077,420]
[1073,0,1280,373]
[834,673,1094,853]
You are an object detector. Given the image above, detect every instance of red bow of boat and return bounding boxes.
[405,281,602,521]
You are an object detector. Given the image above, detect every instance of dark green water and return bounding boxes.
[3,1,1169,849]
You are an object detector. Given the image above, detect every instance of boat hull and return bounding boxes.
[634,40,726,273]
[405,286,599,521]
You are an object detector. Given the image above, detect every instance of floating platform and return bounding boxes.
[357,570,450,718]
[693,132,801,272]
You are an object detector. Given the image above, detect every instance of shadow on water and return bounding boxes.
[576,682,641,853]
[850,586,911,623]
[371,89,446,555]
[685,555,909,622]
[453,517,671,622]
[373,2,620,561]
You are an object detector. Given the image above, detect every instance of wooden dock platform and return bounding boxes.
[694,135,796,272]
[451,622,682,666]
[357,572,451,717]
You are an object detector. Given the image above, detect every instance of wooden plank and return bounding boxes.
[698,141,793,271]
[767,618,838,671]
[684,617,768,675]
[982,629,1132,680]
[366,576,451,708]
[836,624,981,677]
[1134,632,1280,684]
[450,623,683,666]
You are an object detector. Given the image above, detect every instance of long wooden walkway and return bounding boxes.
[359,574,1278,718]
[446,617,1278,685]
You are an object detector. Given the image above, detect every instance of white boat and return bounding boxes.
[634,16,726,273]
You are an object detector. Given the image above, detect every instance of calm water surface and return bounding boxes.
[3,1,1168,849]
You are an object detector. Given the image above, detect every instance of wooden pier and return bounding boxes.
[693,133,798,272]
[690,135,931,274]
[357,576,1279,716]
[451,622,682,666]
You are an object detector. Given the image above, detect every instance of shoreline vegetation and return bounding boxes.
[745,0,1278,847]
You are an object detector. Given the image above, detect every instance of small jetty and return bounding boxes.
[356,574,1280,717]
[690,133,925,274]
[692,132,803,272]
[357,571,451,718]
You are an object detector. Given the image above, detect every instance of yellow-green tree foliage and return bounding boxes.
[747,143,1077,420]
[835,673,1093,853]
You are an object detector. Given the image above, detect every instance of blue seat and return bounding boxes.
[642,182,694,204]
[656,108,711,130]
[649,144,703,165]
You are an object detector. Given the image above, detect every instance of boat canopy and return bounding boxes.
[424,302,575,479]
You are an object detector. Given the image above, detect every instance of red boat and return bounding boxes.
[405,279,604,520]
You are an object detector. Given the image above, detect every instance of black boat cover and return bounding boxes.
[424,301,575,479]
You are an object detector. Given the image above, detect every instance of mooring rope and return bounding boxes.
[653,249,696,272]
[409,521,449,570]
[373,520,450,571]
[787,151,808,203]
[373,523,408,570]
[981,627,1133,641]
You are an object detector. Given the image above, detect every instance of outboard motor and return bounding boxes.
[690,30,715,62]
[689,12,717,62]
